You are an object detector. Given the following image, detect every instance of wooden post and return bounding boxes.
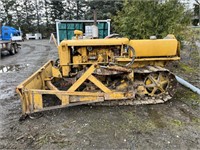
[49,33,58,47]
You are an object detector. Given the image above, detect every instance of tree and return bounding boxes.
[85,0,123,20]
[0,0,16,26]
[193,0,200,26]
[12,1,24,28]
[74,0,89,19]
[44,0,50,27]
[20,0,36,33]
[50,0,65,22]
[113,0,191,40]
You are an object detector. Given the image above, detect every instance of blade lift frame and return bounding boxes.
[16,60,135,115]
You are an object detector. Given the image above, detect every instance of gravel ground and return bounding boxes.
[0,40,199,150]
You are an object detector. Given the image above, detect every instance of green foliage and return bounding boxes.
[194,4,199,17]
[0,0,193,39]
[85,0,123,20]
[171,119,183,127]
[113,0,192,40]
[50,1,65,21]
[193,2,200,26]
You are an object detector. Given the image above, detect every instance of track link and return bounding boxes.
[53,65,177,106]
[92,66,177,106]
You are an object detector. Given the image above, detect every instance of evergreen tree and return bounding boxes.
[113,0,191,40]
[21,0,36,33]
[1,0,16,26]
[85,0,123,20]
[193,0,200,26]
[50,0,65,22]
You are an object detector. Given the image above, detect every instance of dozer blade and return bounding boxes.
[15,61,104,115]
[16,61,135,115]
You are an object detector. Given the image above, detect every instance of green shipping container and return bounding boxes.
[67,23,75,30]
[59,23,67,29]
[58,21,109,42]
[67,31,74,39]
[59,30,67,41]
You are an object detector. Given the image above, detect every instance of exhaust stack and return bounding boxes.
[92,8,98,38]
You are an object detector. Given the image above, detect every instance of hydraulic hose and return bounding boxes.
[175,76,200,95]
[125,45,135,67]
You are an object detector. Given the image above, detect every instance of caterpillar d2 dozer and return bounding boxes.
[16,33,180,117]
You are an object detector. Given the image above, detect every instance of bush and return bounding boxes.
[113,0,192,40]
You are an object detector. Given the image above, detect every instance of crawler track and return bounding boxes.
[92,66,177,106]
[53,65,178,106]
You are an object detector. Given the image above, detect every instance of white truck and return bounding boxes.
[26,33,42,40]
[11,33,23,41]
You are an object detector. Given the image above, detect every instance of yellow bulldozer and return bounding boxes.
[16,32,180,117]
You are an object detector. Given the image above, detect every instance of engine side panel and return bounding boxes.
[129,39,178,57]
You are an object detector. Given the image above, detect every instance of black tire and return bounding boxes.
[9,46,15,55]
[14,43,18,53]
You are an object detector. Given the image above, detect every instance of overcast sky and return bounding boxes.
[188,0,196,9]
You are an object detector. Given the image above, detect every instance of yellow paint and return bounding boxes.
[79,96,98,102]
[52,67,62,78]
[33,93,43,110]
[116,82,128,91]
[31,90,104,96]
[73,55,82,67]
[61,95,69,105]
[116,57,180,62]
[105,92,134,100]
[67,64,96,92]
[137,86,147,95]
[16,35,181,115]
[88,75,112,93]
[129,39,178,57]
[58,44,71,76]
[74,30,83,39]
[60,38,129,46]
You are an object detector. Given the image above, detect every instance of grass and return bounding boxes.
[174,87,200,110]
[170,119,183,127]
[191,27,200,35]
[179,63,196,73]
[191,117,200,123]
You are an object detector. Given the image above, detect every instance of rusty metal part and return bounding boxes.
[104,65,132,73]
[53,66,177,106]
[94,67,124,76]
[16,35,181,115]
[92,66,177,106]
[93,65,132,76]
[144,72,170,96]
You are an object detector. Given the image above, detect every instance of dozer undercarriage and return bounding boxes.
[16,35,180,115]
